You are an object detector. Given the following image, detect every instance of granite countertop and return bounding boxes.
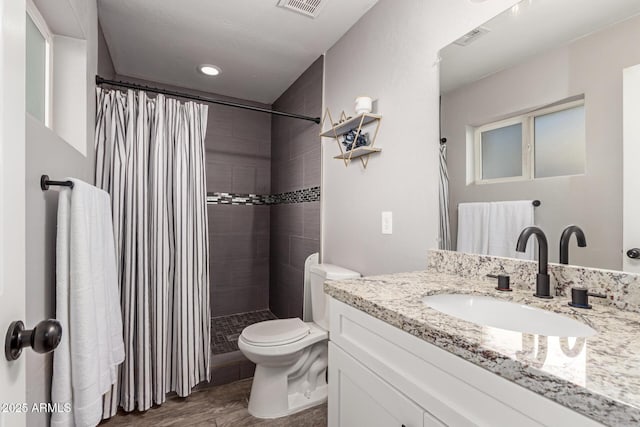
[324,270,640,426]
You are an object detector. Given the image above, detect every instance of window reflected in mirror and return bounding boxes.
[473,100,585,184]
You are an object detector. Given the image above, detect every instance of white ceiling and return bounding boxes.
[440,0,640,93]
[98,0,378,104]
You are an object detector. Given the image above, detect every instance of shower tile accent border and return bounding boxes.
[206,186,320,206]
[269,186,320,204]
[428,249,640,313]
[207,192,269,205]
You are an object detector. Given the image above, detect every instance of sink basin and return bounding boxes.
[422,294,596,337]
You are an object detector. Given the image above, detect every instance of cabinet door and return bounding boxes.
[328,343,427,427]
[424,412,446,427]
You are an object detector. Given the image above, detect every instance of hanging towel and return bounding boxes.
[488,200,535,260]
[456,202,491,255]
[52,179,125,427]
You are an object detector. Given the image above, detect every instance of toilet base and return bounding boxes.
[287,384,328,416]
[248,377,328,419]
[246,341,328,419]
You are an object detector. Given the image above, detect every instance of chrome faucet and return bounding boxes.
[559,225,587,265]
[516,226,552,299]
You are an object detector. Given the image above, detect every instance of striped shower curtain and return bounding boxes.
[439,142,452,250]
[94,87,210,416]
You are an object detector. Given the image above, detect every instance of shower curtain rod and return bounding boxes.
[95,76,321,124]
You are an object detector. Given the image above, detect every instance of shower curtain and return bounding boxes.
[439,142,452,250]
[94,87,210,416]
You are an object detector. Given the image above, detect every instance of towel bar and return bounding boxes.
[459,200,541,207]
[41,175,74,190]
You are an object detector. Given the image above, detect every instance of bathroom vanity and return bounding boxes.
[325,252,640,426]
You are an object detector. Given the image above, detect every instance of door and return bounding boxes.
[328,343,429,427]
[0,0,27,426]
[623,64,640,272]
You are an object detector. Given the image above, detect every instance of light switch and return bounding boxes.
[382,211,393,234]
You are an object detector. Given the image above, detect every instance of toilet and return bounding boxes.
[238,256,360,419]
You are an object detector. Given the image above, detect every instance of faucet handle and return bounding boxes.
[487,274,512,292]
[568,287,606,309]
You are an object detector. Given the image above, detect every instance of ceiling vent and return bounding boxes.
[453,26,490,47]
[277,0,328,18]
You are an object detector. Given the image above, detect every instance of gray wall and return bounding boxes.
[269,56,323,319]
[321,0,519,276]
[26,1,99,426]
[97,21,115,79]
[443,15,640,270]
[111,74,273,317]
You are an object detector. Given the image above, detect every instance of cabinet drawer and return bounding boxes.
[329,343,426,427]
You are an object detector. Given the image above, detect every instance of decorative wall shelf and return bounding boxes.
[333,146,382,160]
[320,109,382,168]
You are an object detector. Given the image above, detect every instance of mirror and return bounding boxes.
[439,0,640,270]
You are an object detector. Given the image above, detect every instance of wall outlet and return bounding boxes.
[381,211,393,234]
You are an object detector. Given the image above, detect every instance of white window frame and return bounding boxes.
[474,116,530,184]
[473,99,585,185]
[26,0,53,127]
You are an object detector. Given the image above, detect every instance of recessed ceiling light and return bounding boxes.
[199,64,221,76]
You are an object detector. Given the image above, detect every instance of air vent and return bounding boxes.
[277,0,328,18]
[453,26,490,47]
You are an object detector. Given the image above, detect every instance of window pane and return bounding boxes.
[481,123,522,180]
[534,105,585,178]
[26,13,46,122]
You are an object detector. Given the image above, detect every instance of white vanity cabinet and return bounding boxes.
[328,298,604,427]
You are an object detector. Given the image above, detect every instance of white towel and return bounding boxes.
[488,201,535,260]
[456,202,490,255]
[52,179,124,427]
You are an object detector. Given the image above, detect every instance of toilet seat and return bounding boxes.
[241,318,310,347]
[239,322,328,359]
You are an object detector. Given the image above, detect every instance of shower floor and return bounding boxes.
[211,310,277,355]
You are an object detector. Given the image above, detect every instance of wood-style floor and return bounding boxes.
[100,378,327,426]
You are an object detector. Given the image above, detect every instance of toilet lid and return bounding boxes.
[241,318,310,346]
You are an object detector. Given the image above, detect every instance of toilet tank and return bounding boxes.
[308,264,360,330]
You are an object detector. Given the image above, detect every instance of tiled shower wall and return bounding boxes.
[206,103,272,316]
[270,56,324,319]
